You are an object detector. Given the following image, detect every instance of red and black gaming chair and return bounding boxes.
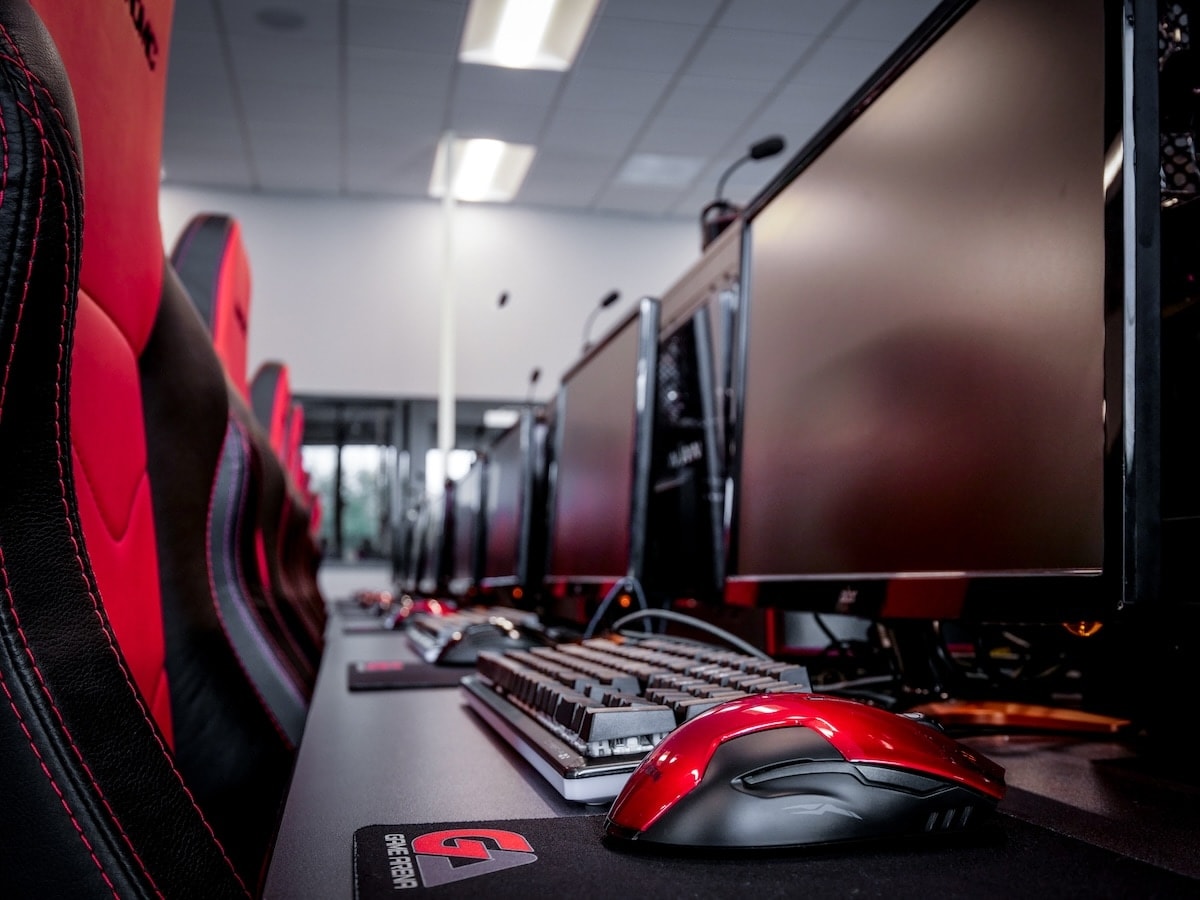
[0,0,291,894]
[250,361,327,665]
[170,213,314,731]
[172,218,319,734]
[280,401,325,604]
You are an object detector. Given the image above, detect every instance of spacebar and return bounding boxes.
[578,705,676,742]
[461,675,643,778]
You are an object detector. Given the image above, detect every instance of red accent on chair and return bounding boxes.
[70,292,174,741]
[0,1,258,894]
[31,0,175,746]
[19,0,297,888]
[171,213,253,400]
[252,361,293,458]
[285,402,305,496]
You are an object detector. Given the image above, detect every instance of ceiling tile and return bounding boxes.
[579,18,704,74]
[217,0,340,36]
[171,2,218,33]
[519,156,610,208]
[347,0,466,53]
[228,33,338,87]
[656,73,778,121]
[347,92,444,139]
[636,114,746,158]
[717,0,851,35]
[687,27,818,84]
[347,47,455,99]
[557,67,673,115]
[447,98,546,143]
[240,82,341,125]
[540,108,647,155]
[600,0,725,26]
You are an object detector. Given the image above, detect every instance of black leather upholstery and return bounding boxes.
[0,4,253,896]
[140,264,296,880]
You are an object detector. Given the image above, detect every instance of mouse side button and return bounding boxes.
[854,764,960,795]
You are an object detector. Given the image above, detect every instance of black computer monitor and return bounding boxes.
[447,456,486,599]
[395,499,427,595]
[543,296,660,611]
[480,407,546,607]
[727,0,1139,629]
[416,487,448,597]
[644,305,725,603]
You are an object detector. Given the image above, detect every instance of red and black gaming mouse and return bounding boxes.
[605,693,1005,849]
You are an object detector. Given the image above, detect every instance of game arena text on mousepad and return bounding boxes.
[352,814,1199,899]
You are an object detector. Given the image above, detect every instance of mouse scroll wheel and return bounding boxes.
[899,711,946,732]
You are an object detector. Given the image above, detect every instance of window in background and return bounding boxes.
[301,444,337,556]
[340,444,395,561]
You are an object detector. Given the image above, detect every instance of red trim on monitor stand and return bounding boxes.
[723,579,759,608]
[880,579,968,619]
[763,608,779,657]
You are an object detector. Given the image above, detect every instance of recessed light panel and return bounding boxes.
[459,0,600,71]
[429,135,537,203]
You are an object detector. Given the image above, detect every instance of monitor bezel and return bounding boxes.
[479,407,545,599]
[723,0,1154,624]
[447,455,487,598]
[542,296,661,599]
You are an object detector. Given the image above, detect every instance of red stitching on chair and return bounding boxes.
[0,33,165,896]
[0,658,120,900]
[0,23,251,898]
[0,87,118,899]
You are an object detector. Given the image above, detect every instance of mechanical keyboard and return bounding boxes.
[461,633,811,803]
[404,606,542,665]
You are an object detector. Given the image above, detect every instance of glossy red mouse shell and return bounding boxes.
[607,693,1005,837]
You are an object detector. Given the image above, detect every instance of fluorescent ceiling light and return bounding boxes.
[460,0,600,71]
[429,135,537,203]
[482,408,521,429]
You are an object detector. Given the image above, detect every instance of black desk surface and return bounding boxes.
[263,608,1200,898]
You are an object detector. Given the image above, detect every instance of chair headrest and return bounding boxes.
[251,360,293,456]
[172,214,254,399]
[30,0,173,351]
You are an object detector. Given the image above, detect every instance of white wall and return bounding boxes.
[160,186,698,401]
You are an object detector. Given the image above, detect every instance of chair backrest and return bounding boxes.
[251,361,326,664]
[172,213,253,400]
[171,210,317,727]
[251,360,293,459]
[0,2,260,895]
[2,0,297,890]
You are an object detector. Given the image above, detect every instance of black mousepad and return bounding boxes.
[347,660,468,690]
[352,814,1198,899]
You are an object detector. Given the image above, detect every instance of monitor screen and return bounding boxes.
[544,297,660,594]
[731,0,1109,619]
[447,457,485,598]
[481,408,545,601]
